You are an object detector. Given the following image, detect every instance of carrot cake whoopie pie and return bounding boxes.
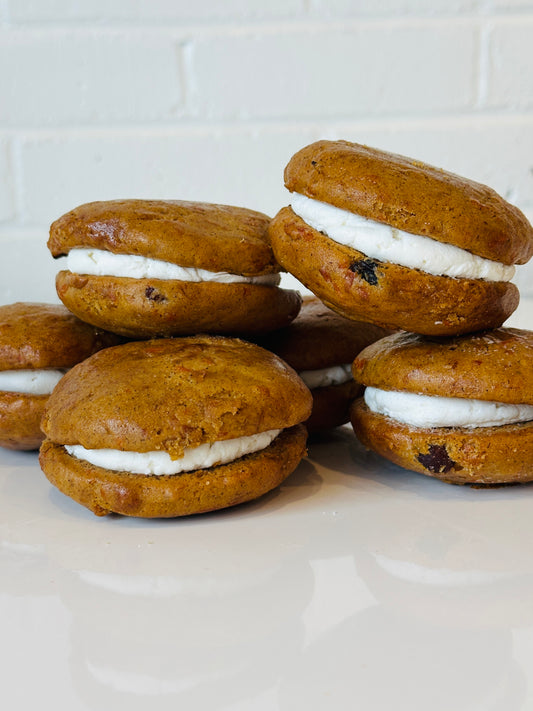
[269,140,533,336]
[350,328,533,485]
[48,199,302,338]
[39,336,313,517]
[256,296,390,432]
[0,302,120,450]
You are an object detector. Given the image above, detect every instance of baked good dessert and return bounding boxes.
[350,328,533,484]
[269,140,533,336]
[48,199,302,338]
[39,336,313,517]
[256,296,390,431]
[0,302,120,450]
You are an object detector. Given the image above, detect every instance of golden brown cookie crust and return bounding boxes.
[39,424,308,517]
[41,336,313,457]
[55,271,302,338]
[0,302,121,370]
[269,207,518,336]
[352,328,533,404]
[285,140,533,265]
[0,393,48,450]
[351,400,533,485]
[49,199,279,275]
[256,296,391,371]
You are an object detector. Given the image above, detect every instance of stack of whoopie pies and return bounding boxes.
[34,195,395,517]
[36,200,315,517]
[269,139,533,485]
[3,139,532,517]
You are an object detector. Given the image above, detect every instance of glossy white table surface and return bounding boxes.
[1,296,532,711]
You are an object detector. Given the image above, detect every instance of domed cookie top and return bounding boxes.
[49,199,279,276]
[41,336,313,458]
[285,140,533,265]
[0,302,121,371]
[258,296,391,372]
[352,327,533,405]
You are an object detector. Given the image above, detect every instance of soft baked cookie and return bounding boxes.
[256,296,390,431]
[39,336,313,517]
[269,140,533,336]
[350,328,533,484]
[0,302,121,450]
[48,199,302,338]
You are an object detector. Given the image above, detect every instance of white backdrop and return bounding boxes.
[1,0,532,302]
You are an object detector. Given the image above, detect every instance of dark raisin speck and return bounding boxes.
[416,444,458,474]
[145,286,166,303]
[311,160,317,166]
[349,259,379,286]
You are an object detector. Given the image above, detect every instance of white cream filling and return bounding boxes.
[65,429,281,475]
[64,247,281,286]
[0,368,65,395]
[290,193,515,282]
[364,387,533,429]
[299,363,352,389]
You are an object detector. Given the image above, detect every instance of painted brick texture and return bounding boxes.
[1,0,532,300]
[189,23,477,120]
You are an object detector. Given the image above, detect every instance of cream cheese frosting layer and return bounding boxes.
[364,387,533,429]
[0,369,66,395]
[290,193,515,282]
[64,248,281,286]
[65,429,281,475]
[299,364,352,389]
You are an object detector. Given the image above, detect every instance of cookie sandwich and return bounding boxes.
[48,199,302,338]
[350,328,533,484]
[0,302,120,450]
[256,296,390,431]
[39,336,313,517]
[269,140,533,336]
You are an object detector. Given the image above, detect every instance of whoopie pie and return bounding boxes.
[268,140,533,336]
[350,328,533,485]
[0,302,120,450]
[39,336,313,517]
[48,199,302,338]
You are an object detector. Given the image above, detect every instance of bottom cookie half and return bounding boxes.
[39,424,308,517]
[350,400,533,485]
[0,392,48,450]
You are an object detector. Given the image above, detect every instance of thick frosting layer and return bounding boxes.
[65,429,281,475]
[0,368,65,395]
[364,387,533,428]
[290,193,515,282]
[64,248,281,285]
[299,364,352,389]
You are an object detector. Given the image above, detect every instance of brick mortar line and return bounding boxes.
[0,111,532,139]
[2,14,533,36]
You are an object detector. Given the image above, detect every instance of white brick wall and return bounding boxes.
[189,22,478,119]
[1,0,532,303]
[0,30,184,126]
